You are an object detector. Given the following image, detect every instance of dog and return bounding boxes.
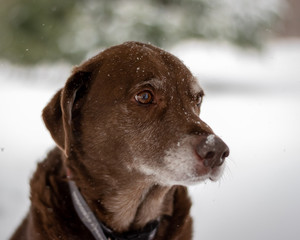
[10,41,229,240]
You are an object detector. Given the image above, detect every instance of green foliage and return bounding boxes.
[0,0,79,64]
[0,0,281,65]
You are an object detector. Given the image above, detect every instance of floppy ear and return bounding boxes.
[42,71,91,157]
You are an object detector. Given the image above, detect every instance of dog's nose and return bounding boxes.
[196,135,229,168]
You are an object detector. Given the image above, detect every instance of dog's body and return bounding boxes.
[11,42,229,240]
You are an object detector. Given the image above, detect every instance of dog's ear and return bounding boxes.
[42,71,91,157]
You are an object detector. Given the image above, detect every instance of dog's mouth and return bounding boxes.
[192,160,225,183]
[144,137,228,186]
[208,167,225,182]
[138,156,225,186]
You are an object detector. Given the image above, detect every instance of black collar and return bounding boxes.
[101,220,159,240]
[67,171,159,240]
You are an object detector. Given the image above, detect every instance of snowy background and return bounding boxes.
[1,39,300,239]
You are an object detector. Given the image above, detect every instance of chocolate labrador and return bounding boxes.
[11,41,229,240]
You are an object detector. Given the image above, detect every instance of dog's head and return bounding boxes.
[43,42,229,186]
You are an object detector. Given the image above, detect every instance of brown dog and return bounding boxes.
[11,42,229,240]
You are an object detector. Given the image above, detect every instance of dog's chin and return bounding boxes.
[208,170,223,182]
[174,163,225,186]
[208,164,225,182]
[137,154,225,186]
[156,166,225,187]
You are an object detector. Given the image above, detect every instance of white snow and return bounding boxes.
[1,39,300,239]
[205,134,216,146]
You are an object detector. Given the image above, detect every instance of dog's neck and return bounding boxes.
[101,181,173,232]
[67,164,175,233]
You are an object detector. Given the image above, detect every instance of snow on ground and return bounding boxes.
[1,39,300,240]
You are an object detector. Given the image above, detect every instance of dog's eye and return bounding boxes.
[135,91,153,104]
[196,95,202,107]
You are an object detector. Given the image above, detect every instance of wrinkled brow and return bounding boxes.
[190,78,204,96]
[133,78,166,91]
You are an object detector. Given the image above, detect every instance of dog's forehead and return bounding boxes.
[89,42,202,98]
[102,42,190,73]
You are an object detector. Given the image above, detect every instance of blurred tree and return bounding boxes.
[0,0,282,65]
[0,0,81,64]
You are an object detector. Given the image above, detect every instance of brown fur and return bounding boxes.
[11,42,229,240]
